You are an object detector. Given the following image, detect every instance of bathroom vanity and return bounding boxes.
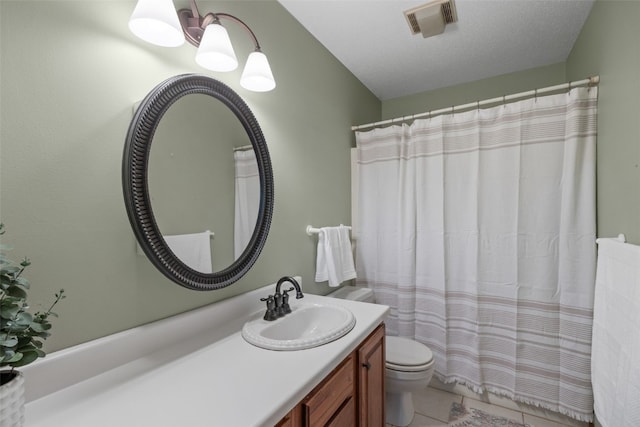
[277,324,385,426]
[22,280,388,426]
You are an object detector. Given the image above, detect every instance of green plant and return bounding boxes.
[0,223,65,373]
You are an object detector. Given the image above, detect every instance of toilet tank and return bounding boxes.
[326,286,375,303]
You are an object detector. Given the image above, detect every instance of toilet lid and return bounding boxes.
[386,336,433,370]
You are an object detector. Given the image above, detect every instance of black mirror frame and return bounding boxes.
[122,74,273,291]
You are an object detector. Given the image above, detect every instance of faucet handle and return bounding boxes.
[281,288,295,314]
[260,295,278,321]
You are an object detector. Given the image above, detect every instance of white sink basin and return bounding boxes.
[241,302,356,351]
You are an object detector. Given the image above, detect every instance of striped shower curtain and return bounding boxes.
[355,87,597,421]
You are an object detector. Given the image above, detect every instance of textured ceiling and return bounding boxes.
[278,0,595,100]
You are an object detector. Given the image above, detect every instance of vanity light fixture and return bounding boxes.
[128,0,276,92]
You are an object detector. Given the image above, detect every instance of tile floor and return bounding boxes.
[386,385,592,427]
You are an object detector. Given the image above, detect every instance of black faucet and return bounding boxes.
[261,276,304,321]
[275,276,304,316]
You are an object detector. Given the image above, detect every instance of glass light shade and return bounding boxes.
[128,0,184,47]
[195,24,238,72]
[240,51,276,92]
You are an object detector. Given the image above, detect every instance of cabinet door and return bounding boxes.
[357,324,385,427]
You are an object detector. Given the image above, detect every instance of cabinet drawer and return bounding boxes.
[327,396,355,427]
[274,405,301,427]
[304,355,355,426]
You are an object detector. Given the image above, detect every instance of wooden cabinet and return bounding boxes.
[277,323,385,427]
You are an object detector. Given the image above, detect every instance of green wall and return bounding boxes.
[381,0,640,245]
[0,0,380,352]
[382,62,567,120]
[566,0,640,245]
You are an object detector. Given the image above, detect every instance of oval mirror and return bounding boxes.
[122,74,274,290]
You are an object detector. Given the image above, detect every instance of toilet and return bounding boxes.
[327,286,435,427]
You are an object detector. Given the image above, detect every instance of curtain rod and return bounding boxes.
[351,75,599,131]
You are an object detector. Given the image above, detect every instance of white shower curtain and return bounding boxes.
[355,87,597,421]
[234,149,260,259]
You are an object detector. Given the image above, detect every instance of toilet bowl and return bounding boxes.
[326,285,435,427]
[385,336,435,426]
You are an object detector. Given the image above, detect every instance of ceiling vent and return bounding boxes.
[404,0,458,38]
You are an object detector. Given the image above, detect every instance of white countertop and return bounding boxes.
[23,280,388,427]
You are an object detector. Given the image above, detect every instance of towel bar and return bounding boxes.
[306,225,352,236]
[136,230,214,256]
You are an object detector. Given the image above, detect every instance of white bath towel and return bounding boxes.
[592,238,640,427]
[164,231,213,273]
[315,225,356,287]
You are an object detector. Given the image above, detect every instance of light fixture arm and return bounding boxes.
[212,13,262,51]
[178,0,262,52]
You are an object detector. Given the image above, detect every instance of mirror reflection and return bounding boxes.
[148,93,259,273]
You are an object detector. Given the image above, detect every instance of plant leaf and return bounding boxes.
[29,322,46,333]
[0,265,20,275]
[11,350,38,367]
[14,276,30,288]
[0,336,18,347]
[5,285,27,299]
[4,351,23,364]
[15,312,33,326]
[16,342,37,352]
[4,321,29,332]
[0,303,21,320]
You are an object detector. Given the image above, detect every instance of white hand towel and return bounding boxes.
[315,225,356,287]
[592,238,640,427]
[164,231,213,273]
